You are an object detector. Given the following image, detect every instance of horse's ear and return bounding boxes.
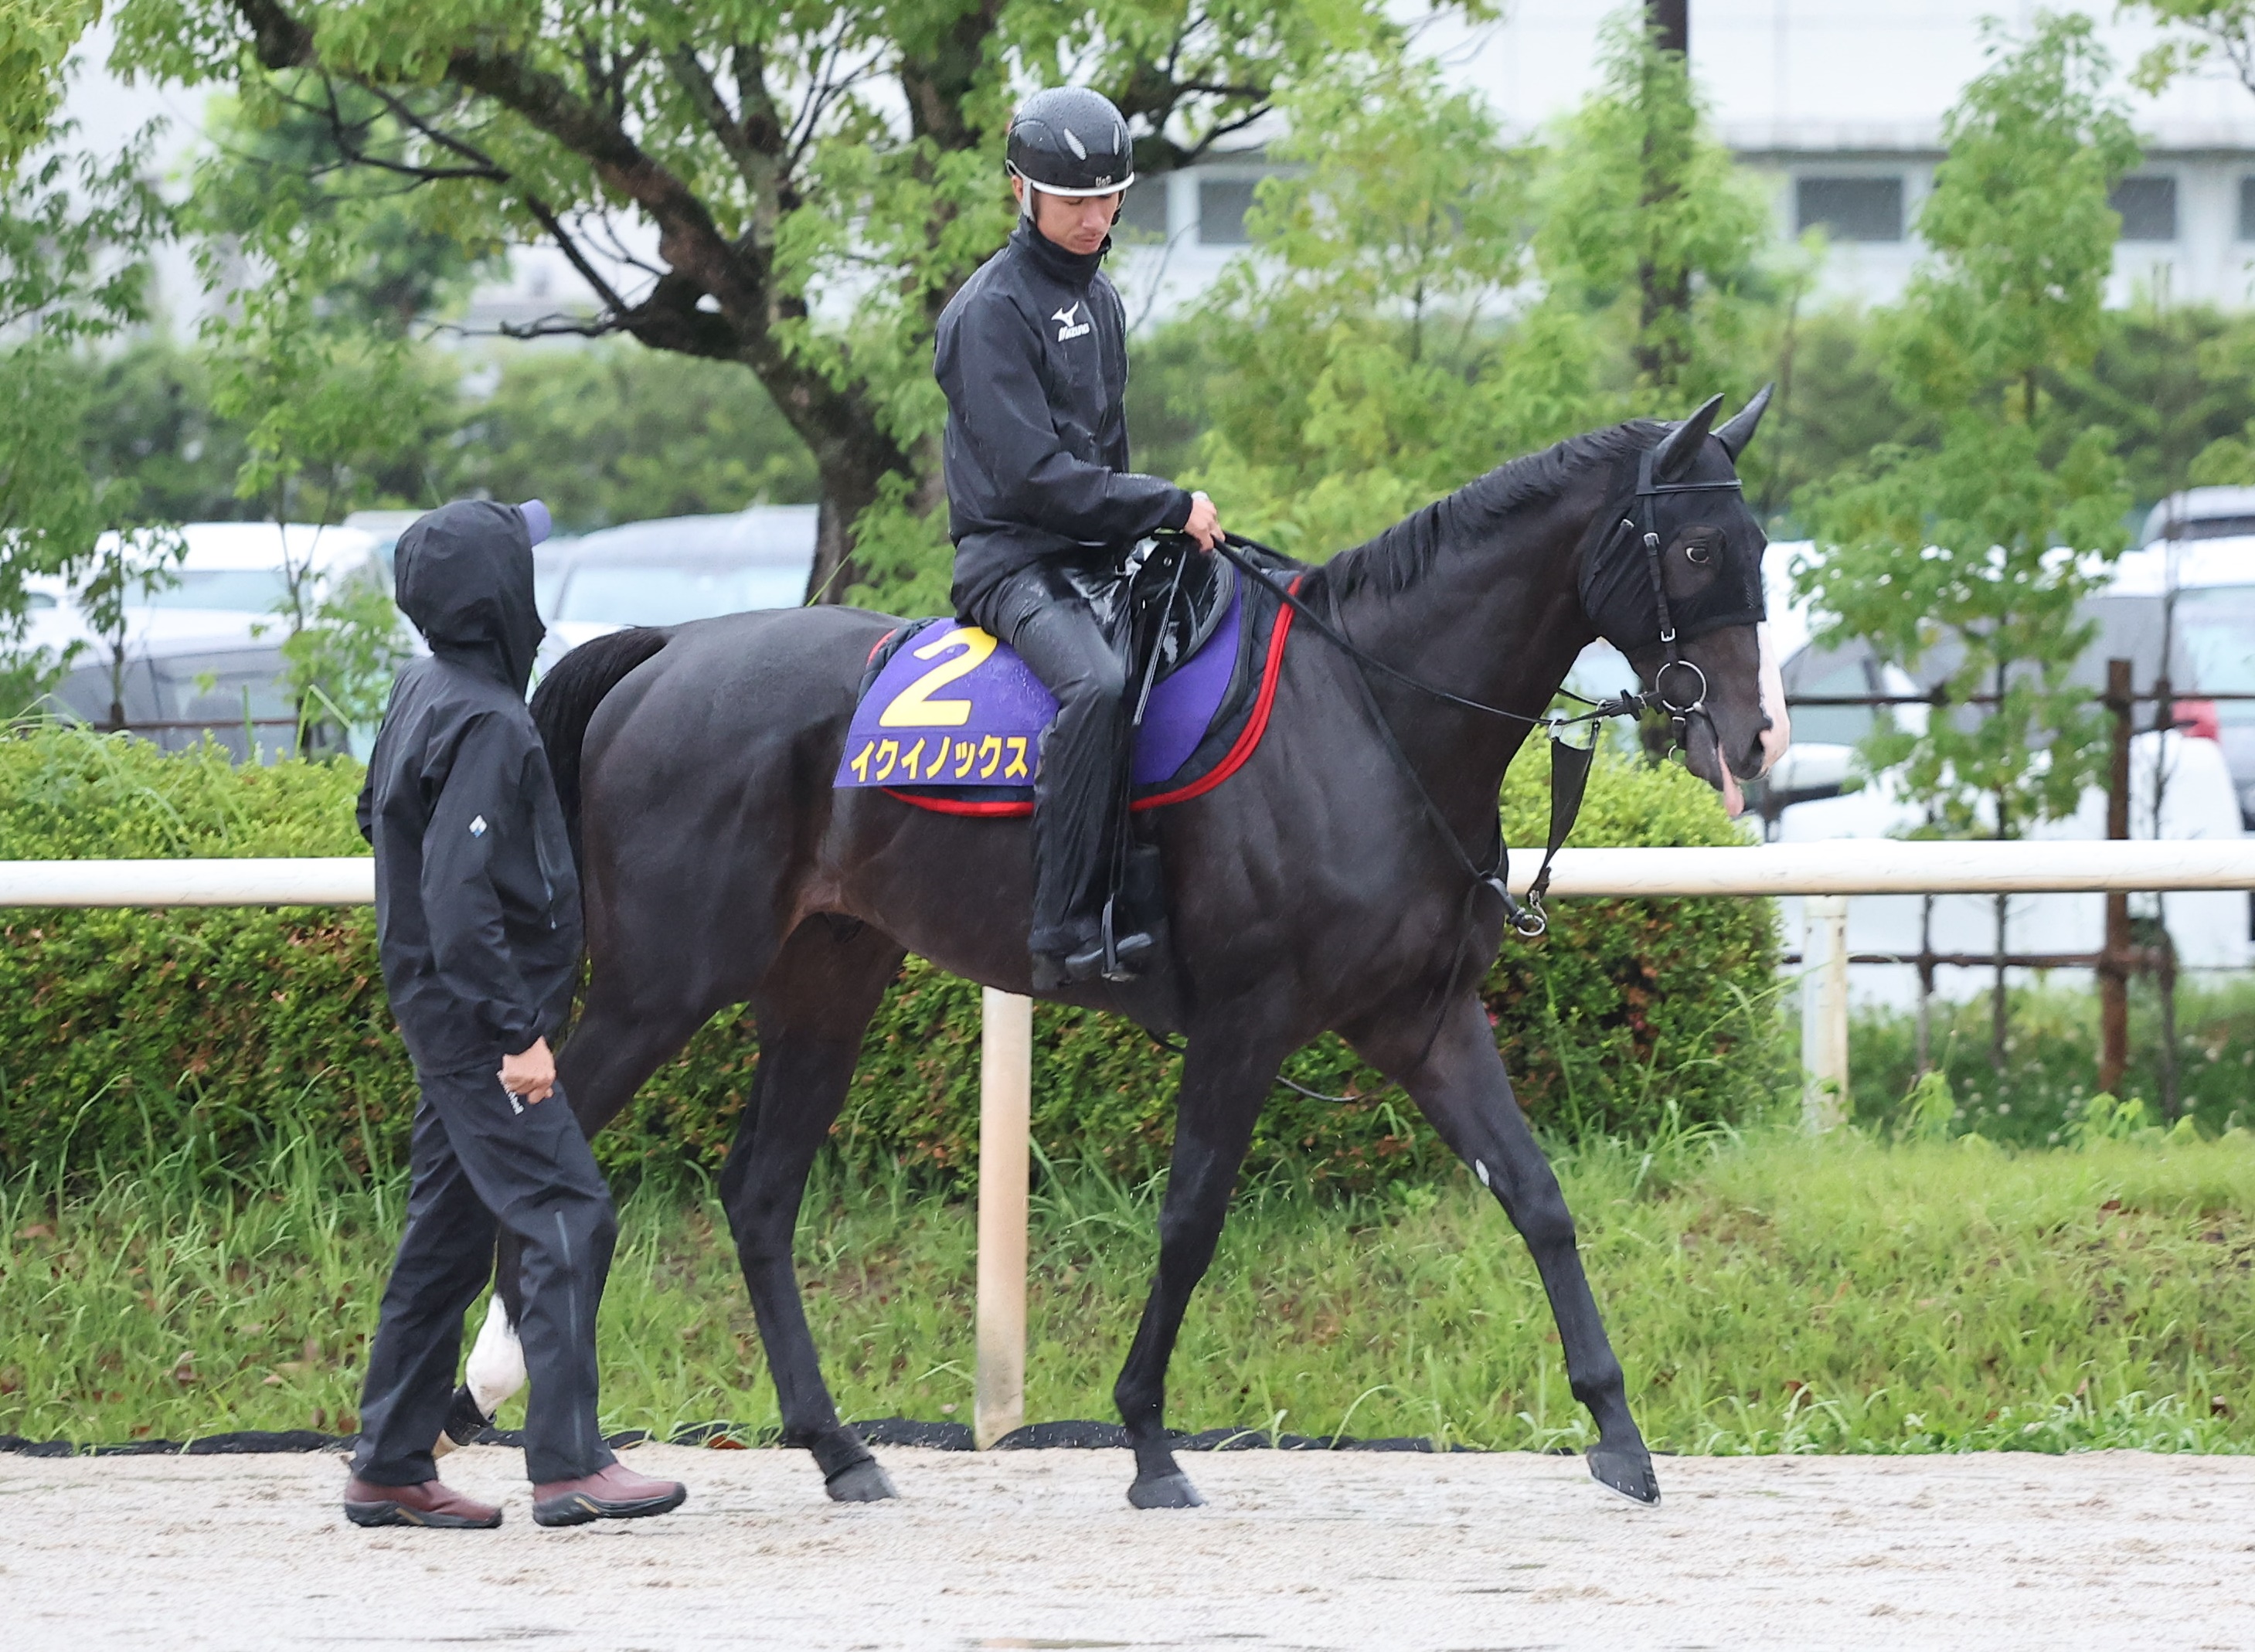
[1653,393,1725,480]
[1714,383,1775,461]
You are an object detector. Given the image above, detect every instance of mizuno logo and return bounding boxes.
[1053,302,1091,342]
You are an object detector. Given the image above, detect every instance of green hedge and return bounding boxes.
[0,725,1786,1191]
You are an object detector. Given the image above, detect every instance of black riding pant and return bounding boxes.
[968,558,1133,956]
[352,1066,618,1487]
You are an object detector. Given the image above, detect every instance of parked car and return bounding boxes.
[1763,502,2255,1007]
[22,521,385,761]
[1768,508,2255,826]
[535,505,819,669]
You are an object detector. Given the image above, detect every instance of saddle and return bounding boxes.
[835,537,1301,814]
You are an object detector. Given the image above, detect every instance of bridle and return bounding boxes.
[1589,443,1753,750]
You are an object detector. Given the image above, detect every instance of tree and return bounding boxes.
[1534,5,1771,414]
[71,337,257,525]
[192,80,504,335]
[1,76,167,711]
[111,0,1428,608]
[0,0,99,169]
[447,343,818,533]
[1175,56,1596,558]
[191,158,452,746]
[2126,1,2255,95]
[73,526,185,729]
[1798,13,2139,1069]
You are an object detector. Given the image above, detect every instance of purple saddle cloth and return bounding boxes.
[835,579,1243,793]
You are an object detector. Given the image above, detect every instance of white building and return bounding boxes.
[1733,124,2255,310]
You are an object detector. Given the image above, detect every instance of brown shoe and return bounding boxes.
[532,1461,687,1528]
[343,1475,502,1529]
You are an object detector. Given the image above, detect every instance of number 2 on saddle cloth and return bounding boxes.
[833,539,1298,822]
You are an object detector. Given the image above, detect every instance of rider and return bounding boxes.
[935,86,1224,988]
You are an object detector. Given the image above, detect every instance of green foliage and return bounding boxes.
[196,277,455,529]
[1533,8,1774,410]
[6,1127,2251,1453]
[1800,15,2138,852]
[1849,981,2255,1147]
[2,104,169,710]
[276,561,411,734]
[1893,1069,1957,1144]
[1178,4,1779,562]
[1180,56,1598,555]
[187,121,456,735]
[0,0,97,171]
[192,80,502,336]
[70,338,257,525]
[2055,301,2255,505]
[2126,2,2255,100]
[71,525,187,728]
[0,726,1782,1191]
[447,343,819,535]
[109,0,1431,600]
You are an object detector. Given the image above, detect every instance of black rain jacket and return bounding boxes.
[937,221,1193,616]
[356,500,582,1078]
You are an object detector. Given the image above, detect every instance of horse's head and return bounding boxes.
[1580,389,1788,818]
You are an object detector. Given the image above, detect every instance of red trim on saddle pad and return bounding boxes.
[881,580,1301,819]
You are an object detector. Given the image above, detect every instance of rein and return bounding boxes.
[1209,461,1745,940]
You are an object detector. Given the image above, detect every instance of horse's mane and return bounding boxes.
[1314,420,1661,602]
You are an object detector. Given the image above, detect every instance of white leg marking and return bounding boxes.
[1475,1159,1491,1188]
[1756,621,1791,776]
[465,1293,528,1416]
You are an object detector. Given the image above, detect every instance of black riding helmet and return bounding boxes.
[1005,87,1134,200]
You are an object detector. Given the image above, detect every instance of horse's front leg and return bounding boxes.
[1111,1025,1286,1509]
[1352,993,1658,1505]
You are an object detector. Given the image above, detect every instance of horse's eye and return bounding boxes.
[1685,542,1714,566]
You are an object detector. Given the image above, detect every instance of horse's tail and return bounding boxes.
[530,625,672,870]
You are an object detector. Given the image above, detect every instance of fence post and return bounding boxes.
[2098,658,2132,1095]
[974,988,1032,1449]
[1801,894,1849,1130]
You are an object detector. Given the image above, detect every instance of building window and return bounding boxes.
[1794,175,1904,242]
[2111,175,2178,242]
[1198,178,1259,246]
[1116,181,1169,242]
[2238,176,2255,240]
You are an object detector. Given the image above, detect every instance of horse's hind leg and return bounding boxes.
[722,916,908,1503]
[1352,993,1658,1505]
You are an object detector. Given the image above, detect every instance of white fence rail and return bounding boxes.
[0,857,375,907]
[9,841,2255,909]
[11,842,2255,1446]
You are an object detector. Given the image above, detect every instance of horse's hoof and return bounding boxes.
[825,1459,898,1503]
[1587,1444,1661,1506]
[1128,1471,1206,1510]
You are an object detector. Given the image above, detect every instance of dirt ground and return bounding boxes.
[2,1442,2251,1650]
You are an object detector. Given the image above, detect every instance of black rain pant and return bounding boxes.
[970,558,1134,957]
[351,1066,618,1487]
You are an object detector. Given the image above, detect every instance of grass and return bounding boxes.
[1849,978,2255,1146]
[4,1123,2251,1455]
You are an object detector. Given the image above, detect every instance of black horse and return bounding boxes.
[469,393,1785,1512]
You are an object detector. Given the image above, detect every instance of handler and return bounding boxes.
[936,85,1224,989]
[343,498,686,1530]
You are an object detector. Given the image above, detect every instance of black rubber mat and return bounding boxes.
[1,1420,1475,1456]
